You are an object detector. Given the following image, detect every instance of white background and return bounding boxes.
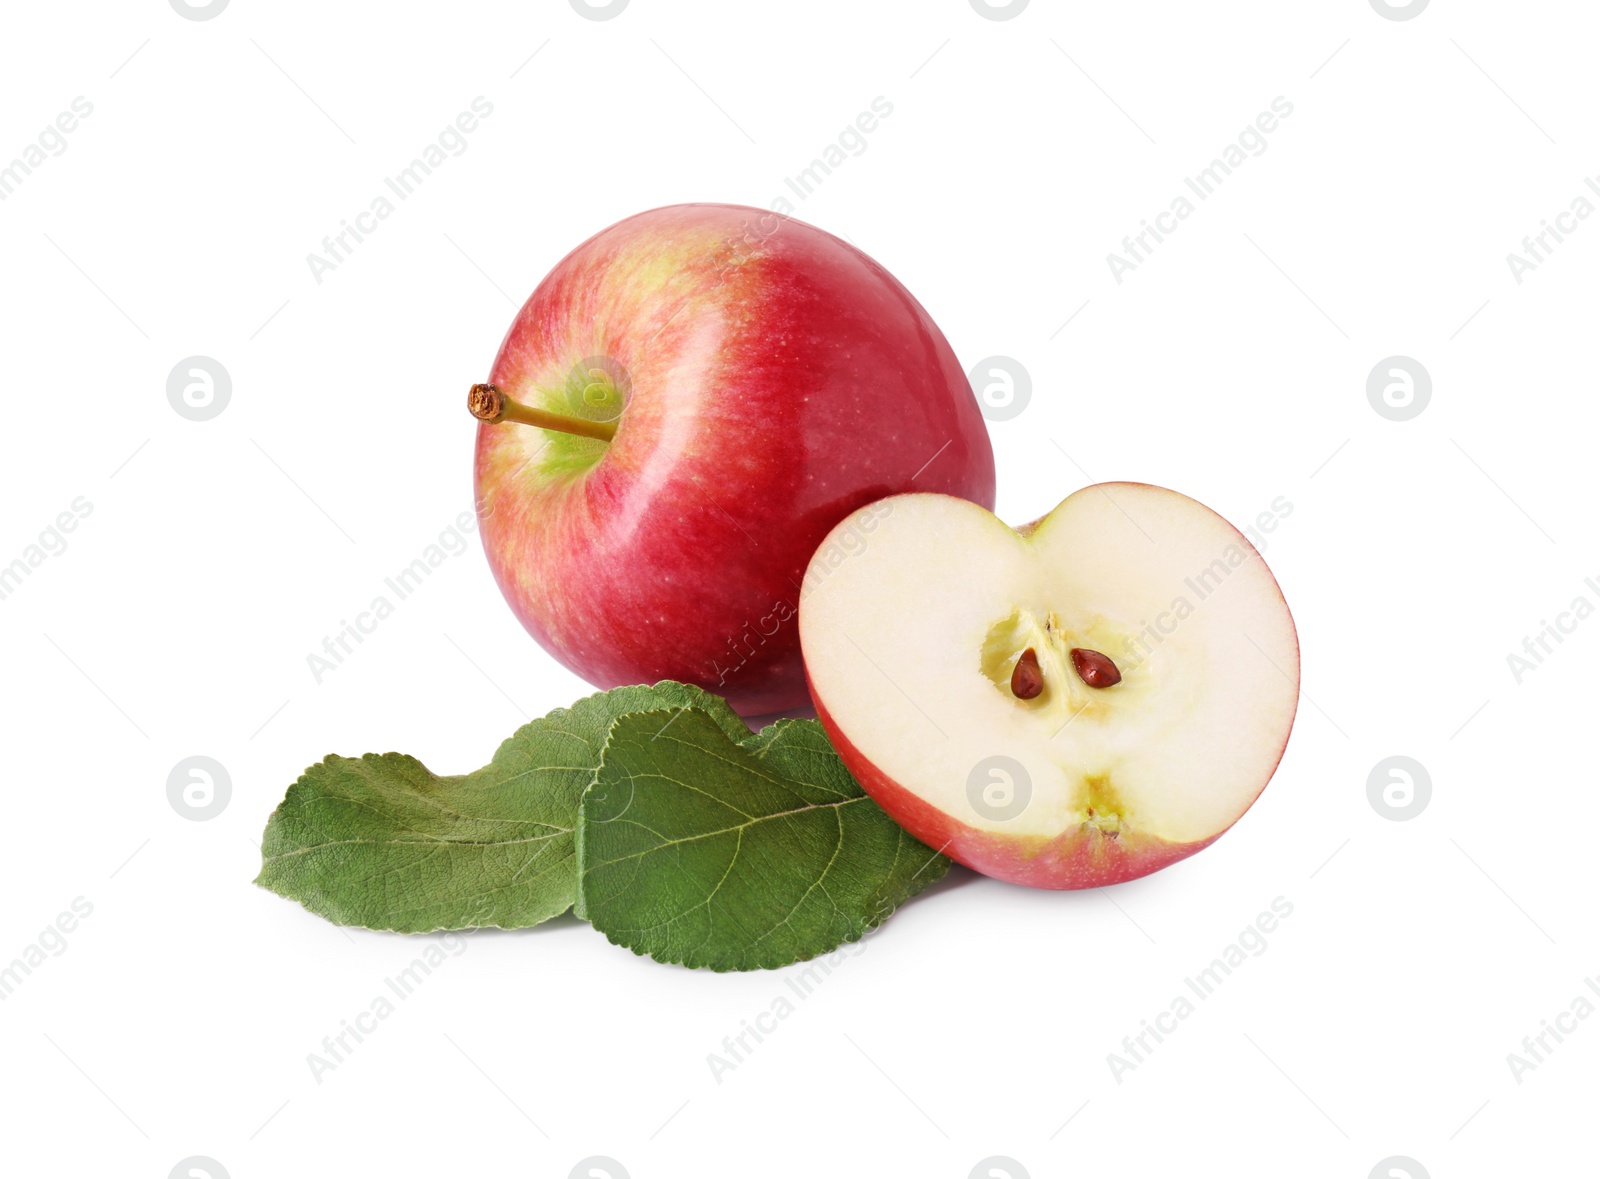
[0,1,1592,1176]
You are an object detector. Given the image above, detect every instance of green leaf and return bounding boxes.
[255,682,749,933]
[577,708,951,971]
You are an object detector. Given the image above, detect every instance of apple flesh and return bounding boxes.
[800,484,1299,888]
[473,204,995,716]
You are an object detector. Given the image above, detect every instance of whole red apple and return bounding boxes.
[471,204,995,716]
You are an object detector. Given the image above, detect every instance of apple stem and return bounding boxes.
[467,383,617,443]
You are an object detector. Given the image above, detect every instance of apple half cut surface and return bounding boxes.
[799,484,1299,889]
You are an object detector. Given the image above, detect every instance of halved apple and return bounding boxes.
[799,484,1299,889]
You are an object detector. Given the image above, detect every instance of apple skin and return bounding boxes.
[475,204,995,716]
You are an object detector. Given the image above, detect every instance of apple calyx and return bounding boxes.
[1010,648,1045,699]
[1070,647,1122,688]
[467,382,618,443]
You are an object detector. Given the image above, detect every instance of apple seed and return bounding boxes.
[1070,647,1122,688]
[1010,647,1045,699]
